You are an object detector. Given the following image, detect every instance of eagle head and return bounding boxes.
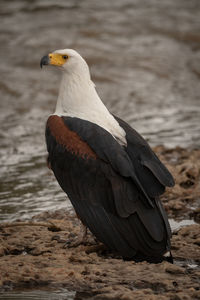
[40,49,89,75]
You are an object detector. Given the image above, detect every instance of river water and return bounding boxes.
[0,0,200,222]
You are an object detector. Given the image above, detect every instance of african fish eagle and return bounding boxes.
[40,49,175,263]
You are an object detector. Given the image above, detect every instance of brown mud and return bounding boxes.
[156,146,200,220]
[0,147,200,299]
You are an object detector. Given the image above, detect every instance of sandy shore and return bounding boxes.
[0,147,200,299]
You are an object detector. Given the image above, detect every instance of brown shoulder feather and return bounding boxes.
[46,115,97,159]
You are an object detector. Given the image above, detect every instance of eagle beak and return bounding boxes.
[40,55,50,68]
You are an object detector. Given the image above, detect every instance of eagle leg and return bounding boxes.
[64,222,88,248]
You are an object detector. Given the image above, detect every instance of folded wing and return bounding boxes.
[46,115,174,261]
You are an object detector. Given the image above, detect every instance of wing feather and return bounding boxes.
[114,116,175,189]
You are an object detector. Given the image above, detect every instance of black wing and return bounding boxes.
[46,115,174,261]
[114,115,175,190]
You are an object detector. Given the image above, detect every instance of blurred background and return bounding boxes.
[0,0,200,221]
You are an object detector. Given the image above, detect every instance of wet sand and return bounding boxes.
[0,147,199,299]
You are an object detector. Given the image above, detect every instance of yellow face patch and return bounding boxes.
[48,53,69,66]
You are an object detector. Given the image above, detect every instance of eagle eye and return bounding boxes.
[63,55,68,60]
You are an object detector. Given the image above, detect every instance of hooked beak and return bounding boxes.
[40,55,49,68]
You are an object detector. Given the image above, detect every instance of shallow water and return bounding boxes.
[0,0,200,221]
[0,286,97,300]
[0,288,76,300]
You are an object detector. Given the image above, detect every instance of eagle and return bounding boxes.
[40,49,175,263]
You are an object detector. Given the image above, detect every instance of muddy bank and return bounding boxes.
[0,212,199,299]
[0,212,200,299]
[155,146,200,220]
[0,147,200,299]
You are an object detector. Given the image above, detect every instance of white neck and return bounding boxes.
[54,66,126,145]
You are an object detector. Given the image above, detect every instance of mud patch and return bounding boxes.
[155,146,200,220]
[0,207,199,299]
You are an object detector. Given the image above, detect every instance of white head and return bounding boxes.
[40,48,90,78]
[40,48,127,145]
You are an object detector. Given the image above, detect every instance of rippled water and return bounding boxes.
[0,0,200,221]
[0,288,96,300]
[0,288,76,300]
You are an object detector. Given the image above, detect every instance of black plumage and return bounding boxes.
[46,115,174,262]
